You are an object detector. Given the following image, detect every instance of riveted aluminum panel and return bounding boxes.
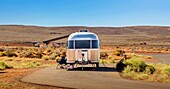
[90,50,99,62]
[67,50,76,63]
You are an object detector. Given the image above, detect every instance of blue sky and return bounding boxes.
[0,0,170,27]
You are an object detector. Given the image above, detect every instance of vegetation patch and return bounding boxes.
[0,61,13,70]
[3,59,54,68]
[0,46,66,70]
[0,82,19,89]
[100,51,108,59]
[99,59,108,64]
[113,50,125,56]
[42,55,49,61]
[119,54,170,83]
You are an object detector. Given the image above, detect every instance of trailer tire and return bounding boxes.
[96,63,99,68]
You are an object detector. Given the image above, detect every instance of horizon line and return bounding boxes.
[0,24,170,28]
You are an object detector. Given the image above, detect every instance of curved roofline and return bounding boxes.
[68,32,99,40]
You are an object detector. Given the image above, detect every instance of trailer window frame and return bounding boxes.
[68,40,74,49]
[92,40,99,48]
[68,40,99,49]
[75,40,91,49]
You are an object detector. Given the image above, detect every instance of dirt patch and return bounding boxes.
[0,68,62,89]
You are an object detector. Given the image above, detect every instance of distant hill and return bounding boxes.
[0,25,170,45]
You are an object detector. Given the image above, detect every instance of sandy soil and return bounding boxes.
[0,68,63,89]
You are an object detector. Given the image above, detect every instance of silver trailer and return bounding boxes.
[66,30,100,69]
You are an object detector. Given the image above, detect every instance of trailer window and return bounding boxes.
[68,40,74,49]
[75,40,90,49]
[92,40,99,48]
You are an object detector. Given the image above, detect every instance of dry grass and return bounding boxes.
[0,46,65,70]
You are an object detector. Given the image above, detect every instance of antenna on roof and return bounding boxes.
[79,29,89,32]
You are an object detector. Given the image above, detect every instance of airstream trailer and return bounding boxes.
[67,30,100,69]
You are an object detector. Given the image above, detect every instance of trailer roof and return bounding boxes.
[68,32,98,40]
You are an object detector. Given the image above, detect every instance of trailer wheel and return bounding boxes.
[96,63,99,68]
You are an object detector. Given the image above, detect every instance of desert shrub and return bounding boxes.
[123,57,147,72]
[121,56,156,81]
[59,48,66,56]
[5,64,13,69]
[123,63,150,80]
[0,48,5,52]
[157,74,169,82]
[16,47,24,51]
[52,50,62,57]
[0,61,13,70]
[49,53,58,60]
[123,66,135,77]
[109,58,115,63]
[123,56,155,73]
[42,55,49,61]
[0,61,6,70]
[127,53,138,58]
[34,51,43,58]
[19,50,33,58]
[4,60,39,68]
[123,65,132,74]
[61,51,66,57]
[146,56,153,59]
[18,48,44,58]
[22,51,31,58]
[154,64,170,75]
[107,56,115,63]
[0,52,5,57]
[113,50,125,56]
[161,66,170,75]
[3,50,17,57]
[99,59,108,64]
[56,56,61,62]
[5,58,14,61]
[145,64,155,74]
[54,51,60,57]
[108,56,112,60]
[27,61,40,68]
[45,47,52,53]
[114,51,120,56]
[122,57,170,82]
[100,52,108,59]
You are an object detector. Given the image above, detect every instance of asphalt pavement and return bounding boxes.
[21,63,170,89]
[141,54,170,64]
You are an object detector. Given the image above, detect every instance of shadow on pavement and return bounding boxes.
[67,67,117,72]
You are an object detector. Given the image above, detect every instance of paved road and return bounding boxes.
[21,64,170,89]
[141,54,170,64]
